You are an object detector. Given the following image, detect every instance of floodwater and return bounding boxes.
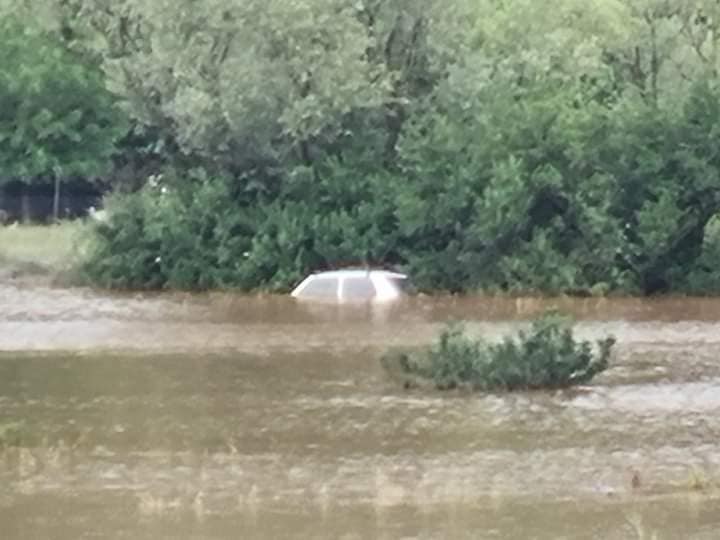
[2,284,720,539]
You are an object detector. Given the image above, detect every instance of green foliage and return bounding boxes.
[9,0,720,294]
[81,167,402,290]
[381,313,615,391]
[0,16,126,185]
[683,214,720,293]
[81,174,255,289]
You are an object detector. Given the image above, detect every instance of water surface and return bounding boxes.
[1,284,720,538]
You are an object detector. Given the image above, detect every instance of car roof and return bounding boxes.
[304,269,407,280]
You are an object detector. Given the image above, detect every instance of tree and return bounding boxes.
[10,0,720,293]
[0,16,125,220]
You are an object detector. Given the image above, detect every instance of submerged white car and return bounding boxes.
[291,269,409,303]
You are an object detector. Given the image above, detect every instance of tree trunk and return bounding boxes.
[21,190,31,224]
[649,21,659,106]
[383,101,404,168]
[53,175,61,223]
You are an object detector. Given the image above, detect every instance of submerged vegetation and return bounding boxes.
[0,421,27,448]
[382,313,615,391]
[4,1,720,293]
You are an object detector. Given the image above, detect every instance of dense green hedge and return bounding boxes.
[82,81,720,294]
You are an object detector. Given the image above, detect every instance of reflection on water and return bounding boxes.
[2,283,720,538]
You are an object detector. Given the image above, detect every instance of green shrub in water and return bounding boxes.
[382,312,615,391]
[0,421,27,448]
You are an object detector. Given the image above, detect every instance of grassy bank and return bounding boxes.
[0,221,87,284]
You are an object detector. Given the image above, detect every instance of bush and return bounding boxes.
[81,166,402,291]
[381,312,615,391]
[683,213,720,294]
[80,174,258,290]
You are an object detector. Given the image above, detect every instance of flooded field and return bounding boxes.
[2,283,720,538]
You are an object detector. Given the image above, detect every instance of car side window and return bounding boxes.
[342,277,376,300]
[299,277,339,299]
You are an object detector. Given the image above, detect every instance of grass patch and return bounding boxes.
[382,312,615,391]
[0,221,89,283]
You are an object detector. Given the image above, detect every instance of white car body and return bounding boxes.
[290,269,408,303]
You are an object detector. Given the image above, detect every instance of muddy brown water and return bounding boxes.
[2,283,720,538]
